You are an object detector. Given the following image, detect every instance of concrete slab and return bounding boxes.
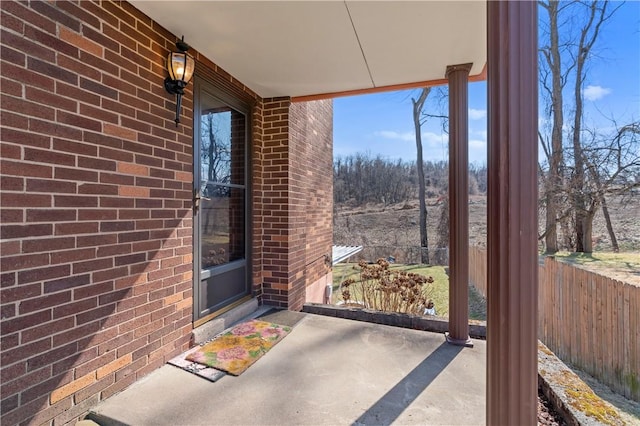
[88,313,486,425]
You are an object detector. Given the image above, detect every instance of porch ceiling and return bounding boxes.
[130,1,486,99]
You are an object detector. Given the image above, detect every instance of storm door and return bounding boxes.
[193,78,250,323]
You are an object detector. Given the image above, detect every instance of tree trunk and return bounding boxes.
[571,14,588,252]
[583,206,596,253]
[545,194,559,253]
[559,212,574,251]
[413,88,431,264]
[543,1,564,254]
[540,0,624,253]
[435,196,450,265]
[601,195,619,252]
[570,1,609,252]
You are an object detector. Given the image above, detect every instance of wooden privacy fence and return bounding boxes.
[469,246,488,297]
[468,245,639,402]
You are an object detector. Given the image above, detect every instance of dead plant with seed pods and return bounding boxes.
[340,258,435,316]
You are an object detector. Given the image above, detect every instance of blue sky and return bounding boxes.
[334,1,640,165]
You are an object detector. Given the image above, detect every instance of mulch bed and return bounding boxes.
[538,389,567,426]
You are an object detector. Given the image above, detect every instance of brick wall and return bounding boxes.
[250,99,265,301]
[258,100,334,309]
[0,1,256,424]
[294,100,333,290]
[0,1,334,424]
[259,98,293,308]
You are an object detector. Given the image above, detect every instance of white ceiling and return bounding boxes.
[130,1,487,99]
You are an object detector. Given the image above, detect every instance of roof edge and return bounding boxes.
[291,64,487,103]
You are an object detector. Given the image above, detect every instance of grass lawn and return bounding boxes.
[332,263,487,320]
[549,251,640,286]
[551,251,639,268]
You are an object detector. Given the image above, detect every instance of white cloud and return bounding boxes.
[368,129,487,163]
[374,130,448,148]
[469,139,487,149]
[374,130,414,141]
[583,85,611,101]
[421,132,448,148]
[469,108,487,120]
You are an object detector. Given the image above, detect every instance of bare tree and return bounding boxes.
[568,1,619,252]
[333,153,417,205]
[539,0,570,253]
[200,111,231,232]
[538,0,622,253]
[201,112,231,189]
[600,195,619,252]
[578,122,640,252]
[412,88,431,264]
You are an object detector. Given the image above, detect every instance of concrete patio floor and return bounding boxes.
[88,312,486,425]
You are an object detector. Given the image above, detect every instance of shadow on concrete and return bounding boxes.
[352,342,464,426]
[88,314,486,425]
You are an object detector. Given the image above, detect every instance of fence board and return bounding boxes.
[616,282,624,396]
[605,278,612,383]
[611,279,617,392]
[633,286,640,400]
[569,267,576,365]
[597,275,605,380]
[576,268,581,363]
[578,273,586,371]
[591,273,599,376]
[469,246,639,402]
[622,284,630,399]
[592,272,599,379]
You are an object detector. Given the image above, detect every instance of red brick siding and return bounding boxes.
[290,101,334,302]
[259,98,293,308]
[251,99,265,300]
[292,101,334,291]
[258,100,334,310]
[0,1,257,425]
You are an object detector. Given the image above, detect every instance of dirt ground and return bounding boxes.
[334,194,640,284]
[334,195,488,246]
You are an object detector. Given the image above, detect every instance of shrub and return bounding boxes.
[340,258,434,316]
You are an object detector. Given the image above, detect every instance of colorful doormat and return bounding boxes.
[167,346,226,382]
[186,319,291,376]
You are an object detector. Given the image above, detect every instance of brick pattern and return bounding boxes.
[259,98,293,308]
[0,1,255,425]
[258,100,333,310]
[291,101,333,304]
[286,102,310,309]
[294,101,333,291]
[250,99,265,301]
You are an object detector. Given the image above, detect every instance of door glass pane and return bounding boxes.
[201,187,245,269]
[199,92,246,271]
[200,107,245,187]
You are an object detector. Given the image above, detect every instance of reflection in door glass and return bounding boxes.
[199,104,246,270]
[201,188,245,268]
[200,109,245,190]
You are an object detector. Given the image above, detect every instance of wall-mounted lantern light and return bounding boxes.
[164,36,195,126]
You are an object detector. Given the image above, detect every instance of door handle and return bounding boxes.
[193,189,213,212]
[193,189,201,212]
